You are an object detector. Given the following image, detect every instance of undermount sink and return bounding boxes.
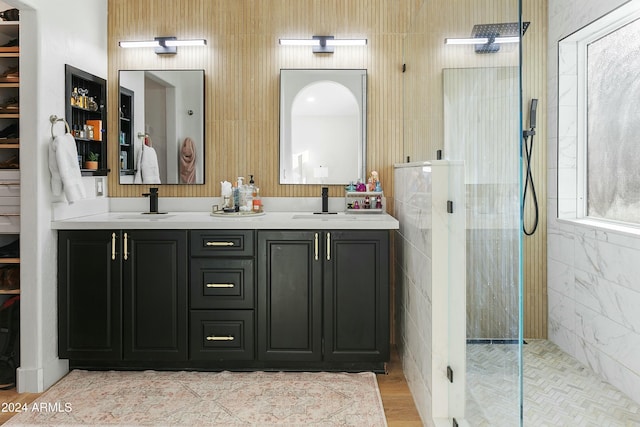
[292,213,357,220]
[116,213,174,220]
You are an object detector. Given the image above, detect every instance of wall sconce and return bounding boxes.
[119,36,207,55]
[445,22,529,53]
[279,35,367,53]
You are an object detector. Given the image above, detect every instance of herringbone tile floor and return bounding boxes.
[466,340,640,426]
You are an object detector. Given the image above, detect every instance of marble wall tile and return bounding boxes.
[547,317,576,356]
[575,302,640,375]
[574,236,640,293]
[558,43,577,76]
[575,337,640,404]
[547,258,575,297]
[556,198,576,219]
[547,227,575,265]
[557,75,577,107]
[394,164,437,423]
[595,229,640,251]
[557,106,577,138]
[556,168,576,200]
[548,287,576,333]
[557,135,576,169]
[575,269,640,334]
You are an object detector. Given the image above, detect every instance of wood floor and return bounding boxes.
[0,347,422,426]
[377,347,424,426]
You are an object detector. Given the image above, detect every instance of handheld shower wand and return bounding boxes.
[522,98,539,236]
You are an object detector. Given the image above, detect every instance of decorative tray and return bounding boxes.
[211,210,265,217]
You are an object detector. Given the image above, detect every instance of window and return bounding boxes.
[557,0,640,228]
[586,18,640,224]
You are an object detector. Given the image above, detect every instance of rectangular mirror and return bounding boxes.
[118,70,205,184]
[279,69,367,185]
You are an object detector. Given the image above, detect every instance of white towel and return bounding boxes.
[133,144,161,184]
[48,132,86,203]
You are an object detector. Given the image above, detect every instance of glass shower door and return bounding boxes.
[444,52,523,427]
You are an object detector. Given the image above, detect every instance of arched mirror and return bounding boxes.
[280,69,367,184]
[118,70,205,184]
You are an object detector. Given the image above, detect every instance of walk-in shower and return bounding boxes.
[399,0,525,425]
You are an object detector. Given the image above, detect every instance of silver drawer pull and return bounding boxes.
[206,335,235,341]
[205,241,234,247]
[206,283,235,288]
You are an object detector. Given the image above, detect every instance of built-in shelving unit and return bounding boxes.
[0,18,20,299]
[64,64,108,176]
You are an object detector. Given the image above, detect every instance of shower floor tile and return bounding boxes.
[466,340,640,426]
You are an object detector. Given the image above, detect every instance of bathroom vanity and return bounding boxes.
[54,212,398,372]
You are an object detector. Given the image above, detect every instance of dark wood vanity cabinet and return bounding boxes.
[323,230,389,362]
[58,230,188,362]
[189,230,255,361]
[257,230,389,365]
[58,228,389,371]
[257,231,323,362]
[122,230,188,361]
[58,230,122,360]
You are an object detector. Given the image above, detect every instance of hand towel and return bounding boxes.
[48,132,86,203]
[179,137,196,184]
[134,143,161,184]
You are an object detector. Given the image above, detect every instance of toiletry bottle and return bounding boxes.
[234,178,242,212]
[243,176,254,212]
[250,175,262,212]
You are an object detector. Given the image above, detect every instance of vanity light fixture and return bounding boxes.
[279,35,367,53]
[445,22,529,53]
[118,36,207,55]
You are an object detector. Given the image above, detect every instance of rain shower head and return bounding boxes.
[471,22,530,53]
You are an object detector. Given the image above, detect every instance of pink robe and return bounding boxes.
[180,137,196,184]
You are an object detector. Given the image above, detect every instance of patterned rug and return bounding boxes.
[5,370,387,426]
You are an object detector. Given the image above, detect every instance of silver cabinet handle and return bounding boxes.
[326,232,331,261]
[123,232,128,261]
[206,283,235,288]
[206,335,235,341]
[206,241,234,247]
[111,232,116,260]
[314,233,319,261]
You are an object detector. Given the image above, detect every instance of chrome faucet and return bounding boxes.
[143,187,159,213]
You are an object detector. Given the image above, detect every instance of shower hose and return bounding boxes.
[522,126,538,236]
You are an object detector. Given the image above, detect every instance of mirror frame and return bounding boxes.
[279,69,367,185]
[118,69,205,185]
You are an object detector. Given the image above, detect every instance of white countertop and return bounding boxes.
[51,211,400,230]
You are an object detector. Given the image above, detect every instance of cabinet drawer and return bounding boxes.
[190,258,254,309]
[190,310,254,361]
[190,230,254,257]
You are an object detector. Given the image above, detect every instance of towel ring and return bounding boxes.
[49,115,71,138]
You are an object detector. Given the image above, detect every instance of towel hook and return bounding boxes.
[49,115,71,138]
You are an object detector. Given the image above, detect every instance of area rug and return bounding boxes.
[5,370,387,426]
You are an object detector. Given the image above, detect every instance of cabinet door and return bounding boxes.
[323,230,390,362]
[257,231,322,361]
[58,230,122,360]
[122,230,188,361]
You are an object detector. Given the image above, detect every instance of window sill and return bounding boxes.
[557,217,640,238]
